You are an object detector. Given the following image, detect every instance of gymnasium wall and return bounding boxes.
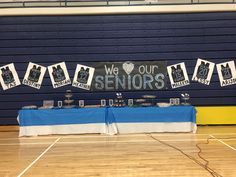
[0,12,236,125]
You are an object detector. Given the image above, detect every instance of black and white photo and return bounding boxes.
[48,62,71,88]
[0,63,21,90]
[216,61,236,87]
[192,58,215,85]
[72,64,95,90]
[167,62,190,89]
[23,62,46,89]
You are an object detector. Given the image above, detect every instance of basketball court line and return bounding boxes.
[16,137,61,177]
[0,142,59,146]
[210,135,236,151]
[0,137,60,140]
[0,137,235,146]
[0,140,171,146]
[0,132,236,141]
[60,133,236,138]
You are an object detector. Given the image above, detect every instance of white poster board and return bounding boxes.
[48,62,71,88]
[23,62,46,89]
[0,63,21,90]
[167,62,190,89]
[216,60,236,87]
[192,58,215,85]
[72,64,95,90]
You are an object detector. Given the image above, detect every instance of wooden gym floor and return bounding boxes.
[0,126,235,177]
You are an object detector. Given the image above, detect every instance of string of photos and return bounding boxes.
[0,59,235,91]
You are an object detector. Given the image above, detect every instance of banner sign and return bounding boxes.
[192,58,215,85]
[23,62,46,89]
[90,61,167,91]
[0,63,21,90]
[48,62,71,88]
[72,64,95,90]
[167,62,190,89]
[216,60,236,87]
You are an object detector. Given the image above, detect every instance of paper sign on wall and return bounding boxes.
[48,62,71,88]
[216,60,236,87]
[192,58,215,85]
[0,63,21,90]
[167,62,190,89]
[72,64,95,90]
[22,62,46,89]
[90,61,167,91]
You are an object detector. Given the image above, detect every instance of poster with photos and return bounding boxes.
[22,62,46,89]
[216,60,236,87]
[48,62,71,88]
[192,58,215,85]
[0,63,21,90]
[72,64,95,90]
[167,62,190,89]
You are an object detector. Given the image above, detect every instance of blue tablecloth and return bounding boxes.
[19,108,106,126]
[18,108,107,136]
[108,106,196,123]
[107,106,196,134]
[18,106,196,136]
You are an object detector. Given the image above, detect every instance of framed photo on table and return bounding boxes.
[101,99,106,107]
[109,99,113,107]
[57,101,63,108]
[79,100,85,108]
[128,99,134,106]
[169,98,180,106]
[43,100,54,108]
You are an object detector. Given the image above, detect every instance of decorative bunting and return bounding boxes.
[0,59,235,91]
[72,64,95,90]
[167,62,190,89]
[216,60,236,87]
[48,62,71,88]
[22,62,46,89]
[192,58,215,85]
[0,63,21,90]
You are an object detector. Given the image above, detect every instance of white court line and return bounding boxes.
[54,139,219,144]
[17,137,61,177]
[210,135,236,151]
[0,135,166,140]
[0,137,60,140]
[33,133,236,138]
[54,140,155,144]
[0,132,236,141]
[62,134,148,138]
[0,143,53,146]
[0,140,155,146]
[1,138,235,146]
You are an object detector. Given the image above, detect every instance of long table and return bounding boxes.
[18,106,197,136]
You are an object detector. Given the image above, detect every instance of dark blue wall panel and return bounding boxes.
[0,12,236,125]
